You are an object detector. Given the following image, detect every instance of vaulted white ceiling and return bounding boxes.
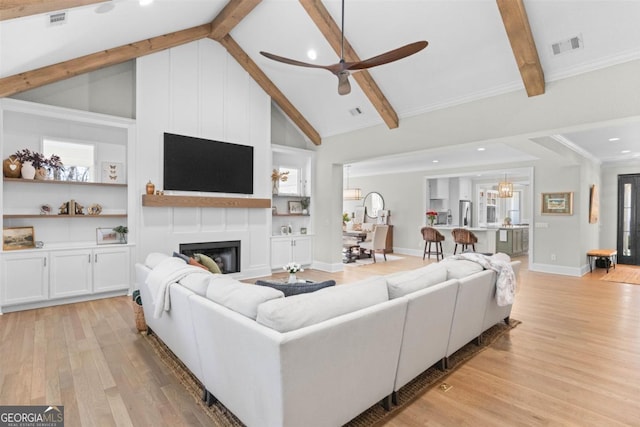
[1,0,639,167]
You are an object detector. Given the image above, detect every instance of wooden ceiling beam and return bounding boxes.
[216,34,321,145]
[209,0,262,41]
[0,0,105,21]
[0,23,212,98]
[496,0,545,96]
[299,0,399,129]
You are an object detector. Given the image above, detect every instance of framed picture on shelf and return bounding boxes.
[541,192,574,215]
[378,210,390,224]
[96,227,119,245]
[101,161,125,184]
[288,201,303,214]
[3,226,35,251]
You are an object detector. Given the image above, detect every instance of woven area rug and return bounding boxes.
[599,265,640,285]
[142,319,520,426]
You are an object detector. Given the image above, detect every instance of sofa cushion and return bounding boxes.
[256,276,389,333]
[385,263,448,299]
[145,252,171,269]
[206,276,284,319]
[188,257,208,270]
[194,253,222,274]
[178,272,213,296]
[172,251,190,263]
[440,259,484,279]
[255,280,336,297]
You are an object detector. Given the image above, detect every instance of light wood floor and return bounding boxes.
[1,255,639,426]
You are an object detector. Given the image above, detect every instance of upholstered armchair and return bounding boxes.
[359,225,389,263]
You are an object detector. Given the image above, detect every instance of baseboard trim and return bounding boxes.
[529,262,584,277]
[311,260,344,273]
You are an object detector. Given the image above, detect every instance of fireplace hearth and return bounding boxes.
[180,240,241,274]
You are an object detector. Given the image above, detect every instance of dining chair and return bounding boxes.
[359,225,389,263]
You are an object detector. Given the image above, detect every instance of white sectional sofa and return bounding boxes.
[135,253,520,427]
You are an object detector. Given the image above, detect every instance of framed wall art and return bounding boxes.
[3,226,35,250]
[96,227,119,245]
[288,201,303,214]
[541,192,574,215]
[589,185,599,223]
[101,161,125,184]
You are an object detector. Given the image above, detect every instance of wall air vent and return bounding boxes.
[349,107,363,116]
[48,11,67,26]
[551,35,583,56]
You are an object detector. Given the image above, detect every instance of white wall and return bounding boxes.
[136,40,272,279]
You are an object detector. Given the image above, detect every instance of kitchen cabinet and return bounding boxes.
[429,178,450,200]
[270,235,313,269]
[496,227,529,256]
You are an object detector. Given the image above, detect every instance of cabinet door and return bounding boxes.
[93,247,130,293]
[292,236,312,265]
[50,250,92,298]
[513,229,523,254]
[271,238,292,269]
[2,253,49,306]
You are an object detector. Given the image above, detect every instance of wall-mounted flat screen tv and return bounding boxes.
[163,132,254,194]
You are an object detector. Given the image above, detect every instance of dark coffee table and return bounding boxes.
[255,279,336,296]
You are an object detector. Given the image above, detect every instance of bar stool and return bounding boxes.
[451,228,477,254]
[421,226,445,261]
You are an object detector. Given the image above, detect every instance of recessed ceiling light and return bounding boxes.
[477,147,486,151]
[609,137,620,142]
[432,160,439,163]
[307,49,317,60]
[621,150,631,154]
[140,0,154,6]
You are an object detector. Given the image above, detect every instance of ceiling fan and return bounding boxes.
[260,0,428,96]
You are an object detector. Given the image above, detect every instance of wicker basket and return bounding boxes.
[133,303,147,333]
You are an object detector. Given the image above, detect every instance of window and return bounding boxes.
[42,138,95,181]
[276,167,300,195]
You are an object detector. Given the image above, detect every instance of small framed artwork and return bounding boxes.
[96,227,119,245]
[353,206,365,224]
[288,201,303,214]
[101,162,125,184]
[3,226,35,251]
[300,227,307,235]
[541,192,574,215]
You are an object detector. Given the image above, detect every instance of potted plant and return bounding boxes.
[300,197,310,214]
[113,225,128,244]
[13,149,63,180]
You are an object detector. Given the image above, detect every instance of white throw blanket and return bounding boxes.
[146,257,205,318]
[450,253,516,306]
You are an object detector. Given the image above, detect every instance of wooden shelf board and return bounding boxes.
[142,194,271,209]
[3,177,126,187]
[273,214,309,217]
[4,214,127,219]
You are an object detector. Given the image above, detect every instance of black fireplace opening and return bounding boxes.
[180,240,241,274]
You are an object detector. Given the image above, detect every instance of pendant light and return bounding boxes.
[497,173,513,198]
[343,165,362,201]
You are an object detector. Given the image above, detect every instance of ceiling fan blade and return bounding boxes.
[345,41,428,71]
[260,51,333,71]
[337,71,351,96]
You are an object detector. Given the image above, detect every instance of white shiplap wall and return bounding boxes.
[136,39,272,279]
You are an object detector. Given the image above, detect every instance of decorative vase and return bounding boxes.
[20,161,36,179]
[288,273,297,283]
[3,156,21,178]
[118,233,127,244]
[428,217,435,226]
[35,167,47,180]
[146,180,155,195]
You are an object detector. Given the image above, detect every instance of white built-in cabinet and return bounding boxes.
[0,98,135,313]
[270,235,313,269]
[270,145,314,269]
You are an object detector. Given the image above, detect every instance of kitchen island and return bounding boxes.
[432,226,498,255]
[496,226,529,256]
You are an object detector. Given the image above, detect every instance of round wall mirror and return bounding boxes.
[363,192,384,218]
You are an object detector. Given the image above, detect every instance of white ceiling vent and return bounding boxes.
[48,11,68,26]
[551,35,583,56]
[349,107,363,116]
